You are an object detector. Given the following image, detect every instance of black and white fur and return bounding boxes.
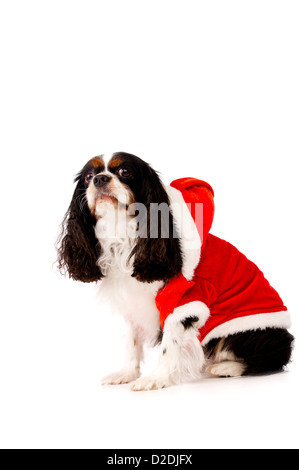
[57,152,294,390]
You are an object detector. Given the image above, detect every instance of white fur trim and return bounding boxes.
[165,185,201,280]
[165,301,210,329]
[201,310,291,346]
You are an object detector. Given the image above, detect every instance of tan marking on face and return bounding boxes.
[108,157,123,169]
[124,186,135,205]
[89,156,104,169]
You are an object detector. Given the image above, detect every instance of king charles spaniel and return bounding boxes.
[57,152,293,390]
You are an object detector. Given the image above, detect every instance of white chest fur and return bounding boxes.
[94,202,163,343]
[99,271,163,343]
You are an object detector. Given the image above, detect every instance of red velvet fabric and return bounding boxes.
[156,234,287,340]
[170,178,215,247]
[156,273,195,329]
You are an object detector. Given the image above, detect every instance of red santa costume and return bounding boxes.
[158,178,291,345]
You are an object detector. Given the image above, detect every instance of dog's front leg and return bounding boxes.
[131,313,205,391]
[102,324,144,385]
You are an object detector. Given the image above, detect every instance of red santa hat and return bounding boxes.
[170,177,215,249]
[158,178,215,328]
[164,177,215,281]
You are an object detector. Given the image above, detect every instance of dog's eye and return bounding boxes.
[85,172,94,183]
[118,168,131,178]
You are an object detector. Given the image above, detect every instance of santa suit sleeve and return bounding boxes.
[156,273,215,330]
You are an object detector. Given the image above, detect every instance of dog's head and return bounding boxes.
[56,152,183,283]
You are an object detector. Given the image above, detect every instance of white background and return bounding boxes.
[0,0,298,449]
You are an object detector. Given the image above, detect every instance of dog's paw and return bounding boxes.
[101,368,141,385]
[130,374,174,391]
[206,361,245,377]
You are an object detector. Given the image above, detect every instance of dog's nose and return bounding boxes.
[93,174,112,187]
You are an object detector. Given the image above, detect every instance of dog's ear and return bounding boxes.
[131,168,182,282]
[56,177,102,283]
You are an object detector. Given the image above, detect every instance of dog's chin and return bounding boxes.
[92,191,130,217]
[95,193,119,205]
[87,182,135,218]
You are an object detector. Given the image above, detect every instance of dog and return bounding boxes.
[57,152,294,390]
